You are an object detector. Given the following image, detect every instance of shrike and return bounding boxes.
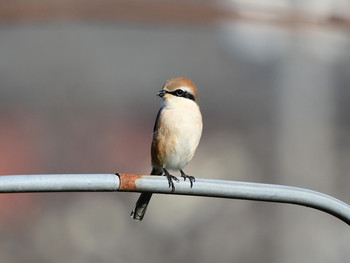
[131,77,203,221]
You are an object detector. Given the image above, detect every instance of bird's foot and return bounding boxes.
[180,170,195,188]
[163,169,179,192]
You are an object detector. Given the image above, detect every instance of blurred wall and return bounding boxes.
[0,1,350,263]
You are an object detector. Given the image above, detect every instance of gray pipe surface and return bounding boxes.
[0,174,349,225]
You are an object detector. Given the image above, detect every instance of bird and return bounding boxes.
[130,77,203,221]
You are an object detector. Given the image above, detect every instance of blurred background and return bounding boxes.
[0,0,350,262]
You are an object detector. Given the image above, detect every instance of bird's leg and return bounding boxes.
[180,170,195,188]
[163,168,179,192]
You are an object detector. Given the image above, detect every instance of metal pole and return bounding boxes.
[0,173,349,225]
[0,174,119,192]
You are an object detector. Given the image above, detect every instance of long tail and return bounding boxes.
[130,168,162,221]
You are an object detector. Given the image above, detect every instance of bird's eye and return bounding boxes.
[176,89,184,96]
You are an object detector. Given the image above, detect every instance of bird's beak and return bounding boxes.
[157,90,166,98]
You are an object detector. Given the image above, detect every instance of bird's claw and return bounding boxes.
[180,170,195,188]
[168,175,179,192]
[163,169,179,192]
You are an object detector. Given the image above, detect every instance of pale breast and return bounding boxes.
[156,102,202,171]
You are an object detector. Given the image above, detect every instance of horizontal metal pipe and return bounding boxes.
[0,173,349,225]
[0,174,119,192]
[117,174,350,225]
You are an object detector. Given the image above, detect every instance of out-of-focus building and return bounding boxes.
[0,1,349,262]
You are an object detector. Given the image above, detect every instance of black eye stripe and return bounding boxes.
[166,90,195,101]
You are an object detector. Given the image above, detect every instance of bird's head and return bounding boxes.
[157,78,200,106]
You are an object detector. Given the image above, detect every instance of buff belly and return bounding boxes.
[155,103,202,171]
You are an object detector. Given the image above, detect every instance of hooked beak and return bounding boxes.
[157,89,166,98]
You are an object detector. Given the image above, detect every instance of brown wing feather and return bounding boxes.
[151,109,177,170]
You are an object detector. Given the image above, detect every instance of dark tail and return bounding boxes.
[130,168,162,221]
[130,192,153,221]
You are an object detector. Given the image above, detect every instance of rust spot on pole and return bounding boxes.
[117,173,143,191]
